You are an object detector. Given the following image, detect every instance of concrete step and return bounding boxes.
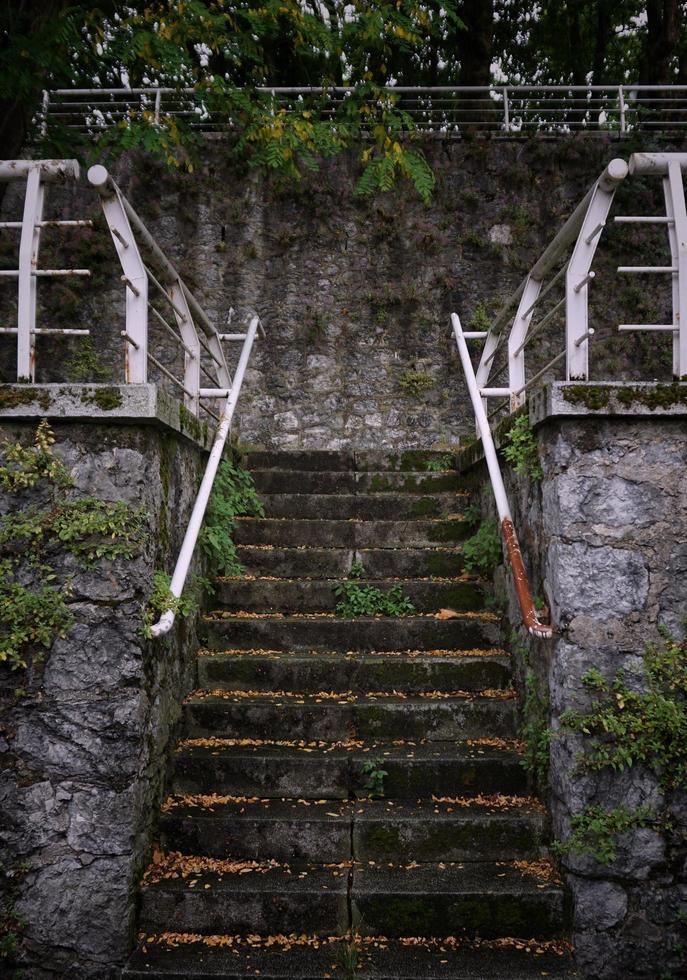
[251,470,464,495]
[159,797,547,864]
[233,517,470,548]
[246,450,354,471]
[245,449,459,473]
[203,613,500,652]
[170,741,529,799]
[137,858,565,941]
[235,545,466,579]
[259,492,467,520]
[352,861,567,939]
[197,648,510,693]
[183,691,517,742]
[214,578,486,614]
[138,860,348,937]
[124,934,577,979]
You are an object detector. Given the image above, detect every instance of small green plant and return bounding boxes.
[561,634,687,790]
[65,338,112,383]
[337,937,363,978]
[468,302,491,333]
[334,581,415,618]
[553,804,654,866]
[362,758,388,798]
[503,413,543,480]
[553,634,687,866]
[0,419,72,492]
[348,560,365,579]
[142,570,199,638]
[463,520,501,577]
[0,422,148,670]
[520,673,551,787]
[398,369,436,398]
[0,560,74,671]
[199,457,264,576]
[463,500,482,529]
[424,454,453,472]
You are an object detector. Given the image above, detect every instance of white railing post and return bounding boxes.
[168,280,201,413]
[507,276,542,410]
[17,166,45,381]
[666,160,687,378]
[566,158,628,379]
[87,165,148,382]
[503,86,510,132]
[618,85,626,133]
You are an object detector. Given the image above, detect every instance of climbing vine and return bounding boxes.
[502,413,543,481]
[555,632,687,864]
[0,421,147,672]
[462,519,502,577]
[199,457,264,577]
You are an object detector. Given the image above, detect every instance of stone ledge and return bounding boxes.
[529,381,687,425]
[0,383,214,450]
[458,382,687,473]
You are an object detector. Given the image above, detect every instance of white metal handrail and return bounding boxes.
[43,85,687,137]
[149,314,261,637]
[462,153,687,427]
[87,164,248,417]
[452,313,551,639]
[0,160,93,380]
[451,152,687,637]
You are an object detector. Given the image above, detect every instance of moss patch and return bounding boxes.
[562,385,612,410]
[0,386,51,411]
[80,387,123,411]
[616,383,687,410]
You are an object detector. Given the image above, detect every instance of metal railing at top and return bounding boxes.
[450,151,687,637]
[43,85,687,137]
[0,159,264,638]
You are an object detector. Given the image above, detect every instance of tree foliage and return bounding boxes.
[2,2,687,201]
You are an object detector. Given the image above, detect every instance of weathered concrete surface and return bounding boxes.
[0,398,208,978]
[471,387,687,979]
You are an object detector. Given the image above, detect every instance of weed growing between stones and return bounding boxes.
[502,414,543,480]
[509,629,551,790]
[463,520,501,577]
[362,758,388,798]
[199,458,264,576]
[142,570,201,639]
[424,454,453,472]
[64,338,113,383]
[554,632,687,865]
[333,581,415,617]
[552,805,654,866]
[398,369,436,398]
[0,421,147,672]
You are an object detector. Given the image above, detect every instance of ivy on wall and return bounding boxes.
[0,421,147,673]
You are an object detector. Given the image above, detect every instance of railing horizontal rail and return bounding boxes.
[42,85,687,138]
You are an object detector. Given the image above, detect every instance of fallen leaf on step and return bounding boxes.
[436,608,460,620]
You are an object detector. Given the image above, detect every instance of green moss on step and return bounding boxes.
[427,520,466,543]
[409,497,442,517]
[360,824,403,854]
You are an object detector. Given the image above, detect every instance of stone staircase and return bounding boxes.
[125,450,575,979]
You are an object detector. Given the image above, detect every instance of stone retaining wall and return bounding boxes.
[466,382,687,979]
[0,385,208,978]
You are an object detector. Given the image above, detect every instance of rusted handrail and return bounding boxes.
[451,313,552,639]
